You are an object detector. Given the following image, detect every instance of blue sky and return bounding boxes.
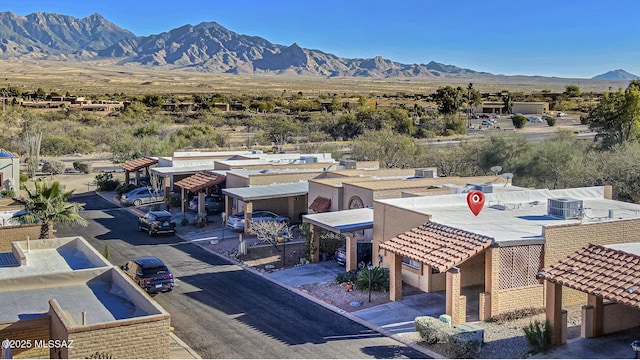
[3,1,639,78]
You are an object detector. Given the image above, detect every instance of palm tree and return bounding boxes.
[13,180,88,239]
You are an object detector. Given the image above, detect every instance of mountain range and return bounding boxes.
[591,69,639,80]
[0,11,634,80]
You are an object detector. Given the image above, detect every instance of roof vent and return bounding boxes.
[414,168,435,178]
[547,198,583,219]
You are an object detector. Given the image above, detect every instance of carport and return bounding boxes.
[173,171,226,214]
[538,243,640,346]
[120,157,158,186]
[302,208,373,268]
[222,182,308,234]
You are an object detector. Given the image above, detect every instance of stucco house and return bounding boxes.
[374,185,640,336]
[0,149,20,191]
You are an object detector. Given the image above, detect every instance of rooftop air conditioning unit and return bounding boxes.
[547,198,583,219]
[302,156,317,164]
[443,184,463,194]
[339,160,357,169]
[414,168,435,178]
[468,183,494,193]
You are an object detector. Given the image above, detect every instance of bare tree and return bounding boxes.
[250,221,293,250]
[20,116,42,178]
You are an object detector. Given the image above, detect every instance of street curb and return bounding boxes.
[94,190,443,359]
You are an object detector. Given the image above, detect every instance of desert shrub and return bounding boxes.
[335,269,359,285]
[181,218,190,226]
[512,114,527,129]
[546,116,557,126]
[415,316,483,358]
[94,172,121,191]
[356,266,389,291]
[167,192,182,208]
[523,320,553,354]
[115,183,137,197]
[41,135,95,155]
[73,161,93,174]
[20,173,29,182]
[0,189,16,198]
[449,331,483,359]
[42,159,66,174]
[485,307,545,323]
[415,316,451,344]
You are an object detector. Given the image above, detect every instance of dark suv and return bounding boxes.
[334,242,373,266]
[138,210,176,236]
[121,257,174,294]
[188,194,224,214]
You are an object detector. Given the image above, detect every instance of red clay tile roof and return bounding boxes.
[539,243,640,308]
[174,171,225,193]
[309,196,331,213]
[380,222,494,273]
[120,157,158,172]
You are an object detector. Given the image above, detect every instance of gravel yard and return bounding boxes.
[299,281,585,359]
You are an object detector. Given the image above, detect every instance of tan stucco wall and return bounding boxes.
[225,172,249,189]
[343,184,373,209]
[602,303,640,334]
[373,201,430,283]
[248,172,321,186]
[307,181,342,212]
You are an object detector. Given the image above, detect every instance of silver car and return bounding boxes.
[120,187,164,206]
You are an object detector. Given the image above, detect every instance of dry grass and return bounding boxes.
[2,59,627,97]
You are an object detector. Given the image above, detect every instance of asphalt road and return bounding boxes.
[56,194,429,359]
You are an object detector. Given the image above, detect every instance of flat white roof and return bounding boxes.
[0,237,165,325]
[150,165,220,175]
[376,186,640,243]
[222,182,308,201]
[303,208,374,233]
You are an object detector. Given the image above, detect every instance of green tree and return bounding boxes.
[502,92,514,114]
[586,84,640,149]
[512,114,527,129]
[13,180,88,239]
[264,115,301,151]
[142,94,163,108]
[351,130,422,168]
[477,133,531,175]
[432,86,465,115]
[563,84,581,97]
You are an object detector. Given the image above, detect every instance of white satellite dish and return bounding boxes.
[490,166,502,175]
[502,172,514,186]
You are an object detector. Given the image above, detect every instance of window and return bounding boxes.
[348,196,364,209]
[402,256,420,269]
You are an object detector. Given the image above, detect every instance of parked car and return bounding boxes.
[557,112,567,117]
[490,113,500,119]
[120,187,164,206]
[227,210,290,231]
[527,116,543,123]
[138,210,176,236]
[334,242,373,266]
[481,120,494,126]
[188,194,224,213]
[121,257,174,294]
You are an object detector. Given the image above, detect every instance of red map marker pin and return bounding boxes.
[467,190,485,216]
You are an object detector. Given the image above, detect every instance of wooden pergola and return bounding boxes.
[120,157,158,186]
[173,171,226,214]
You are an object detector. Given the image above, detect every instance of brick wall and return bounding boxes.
[0,318,50,359]
[0,224,44,251]
[544,218,640,306]
[49,300,171,359]
[495,285,545,314]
